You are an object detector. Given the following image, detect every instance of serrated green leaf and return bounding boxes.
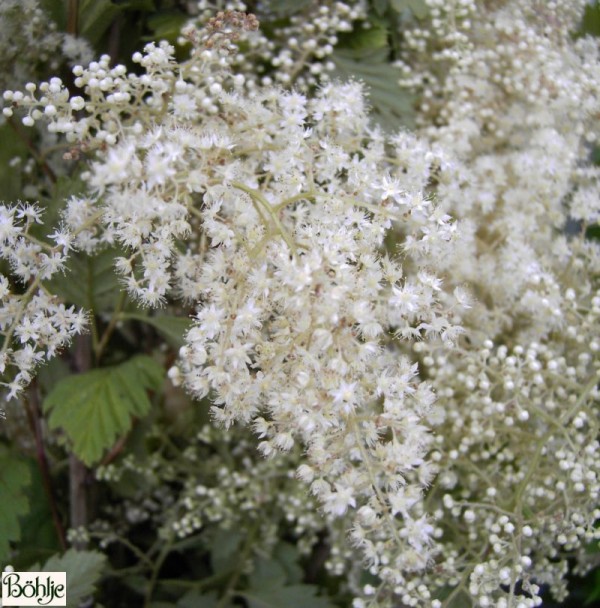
[332,48,416,131]
[43,355,163,465]
[38,549,106,607]
[0,446,31,562]
[390,0,429,19]
[46,248,122,313]
[123,313,193,348]
[241,585,335,608]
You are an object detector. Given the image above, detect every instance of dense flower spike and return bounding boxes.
[393,0,600,605]
[171,84,463,590]
[1,13,465,600]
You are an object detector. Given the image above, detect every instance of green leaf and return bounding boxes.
[46,248,123,313]
[586,224,600,242]
[251,558,288,590]
[38,0,68,28]
[30,174,86,243]
[79,0,122,46]
[121,574,148,596]
[246,547,333,607]
[268,0,312,17]
[242,585,335,608]
[332,48,416,131]
[581,1,600,37]
[0,446,31,562]
[249,543,304,590]
[585,569,600,604]
[145,12,190,43]
[390,0,429,19]
[38,549,106,608]
[43,355,163,465]
[272,543,303,585]
[15,461,62,560]
[0,124,28,203]
[178,590,218,608]
[338,22,388,52]
[209,529,243,575]
[114,0,156,10]
[372,0,389,16]
[124,313,193,348]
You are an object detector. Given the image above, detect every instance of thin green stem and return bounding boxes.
[94,290,127,362]
[89,532,154,569]
[216,523,259,608]
[343,196,403,221]
[144,539,173,608]
[273,190,317,213]
[512,372,599,512]
[231,182,298,257]
[350,419,405,550]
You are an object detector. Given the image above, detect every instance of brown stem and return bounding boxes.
[94,291,127,363]
[69,455,88,550]
[67,0,79,37]
[70,333,92,549]
[24,380,67,551]
[7,119,57,184]
[108,14,123,61]
[99,433,128,467]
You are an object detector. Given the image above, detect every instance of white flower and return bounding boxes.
[324,484,356,516]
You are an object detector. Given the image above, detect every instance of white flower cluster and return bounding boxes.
[186,0,367,89]
[0,202,87,398]
[2,15,467,597]
[171,82,464,592]
[0,0,93,94]
[388,0,600,605]
[95,422,324,556]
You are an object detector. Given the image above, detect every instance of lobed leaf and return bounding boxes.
[43,355,163,465]
[38,549,106,608]
[46,248,123,314]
